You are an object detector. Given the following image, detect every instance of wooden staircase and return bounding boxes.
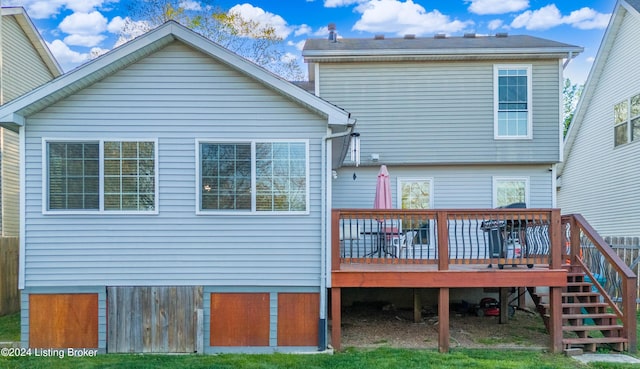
[529,265,628,352]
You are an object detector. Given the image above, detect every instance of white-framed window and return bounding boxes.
[494,65,532,139]
[44,139,158,214]
[493,177,529,208]
[614,93,640,147]
[197,140,309,214]
[397,178,433,210]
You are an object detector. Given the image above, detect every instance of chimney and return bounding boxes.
[374,34,385,40]
[328,23,337,43]
[434,33,446,39]
[496,32,508,38]
[463,33,476,38]
[404,34,416,39]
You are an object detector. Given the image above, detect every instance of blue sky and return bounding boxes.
[3,0,617,84]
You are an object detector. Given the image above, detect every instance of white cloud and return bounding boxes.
[287,40,307,51]
[59,11,108,35]
[46,39,90,70]
[586,56,595,63]
[487,19,504,31]
[324,0,367,7]
[3,0,116,19]
[352,0,473,36]
[228,4,292,39]
[281,52,298,63]
[511,5,610,31]
[108,17,152,47]
[466,0,529,15]
[564,7,611,30]
[179,0,202,11]
[63,34,107,47]
[295,24,313,37]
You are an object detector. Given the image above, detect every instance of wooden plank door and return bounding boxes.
[107,286,203,353]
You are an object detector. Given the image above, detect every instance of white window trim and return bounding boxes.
[613,93,640,148]
[492,176,530,208]
[195,138,310,216]
[42,138,159,215]
[396,177,434,209]
[493,64,533,140]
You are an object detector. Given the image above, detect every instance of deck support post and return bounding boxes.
[331,287,341,351]
[413,289,421,323]
[499,287,509,324]
[438,287,449,353]
[549,286,563,353]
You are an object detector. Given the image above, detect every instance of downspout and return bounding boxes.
[319,118,355,350]
[562,51,575,69]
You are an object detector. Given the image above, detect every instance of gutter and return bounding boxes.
[319,118,356,350]
[563,51,576,69]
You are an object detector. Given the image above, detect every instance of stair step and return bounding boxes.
[540,302,609,310]
[536,292,599,298]
[562,313,618,320]
[562,337,628,345]
[563,324,624,332]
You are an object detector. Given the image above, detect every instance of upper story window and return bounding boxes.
[614,93,640,147]
[493,177,529,208]
[494,65,532,139]
[46,140,157,214]
[198,140,308,214]
[398,178,433,210]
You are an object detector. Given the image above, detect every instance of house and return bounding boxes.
[0,6,61,316]
[304,33,583,211]
[1,7,61,237]
[303,32,634,354]
[0,21,354,353]
[558,0,640,245]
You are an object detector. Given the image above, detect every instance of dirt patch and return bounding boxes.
[336,303,550,350]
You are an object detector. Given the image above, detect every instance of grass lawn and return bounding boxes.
[0,312,20,342]
[0,348,588,369]
[0,312,638,369]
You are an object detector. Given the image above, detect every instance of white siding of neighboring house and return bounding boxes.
[317,60,561,165]
[2,14,55,101]
[558,8,640,237]
[333,164,553,209]
[23,41,328,288]
[1,14,55,236]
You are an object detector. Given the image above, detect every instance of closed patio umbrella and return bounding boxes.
[374,165,392,210]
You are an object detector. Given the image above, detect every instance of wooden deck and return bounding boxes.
[330,208,566,353]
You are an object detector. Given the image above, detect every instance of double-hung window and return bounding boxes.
[198,140,308,214]
[494,65,532,139]
[46,140,157,213]
[613,93,640,147]
[493,177,529,208]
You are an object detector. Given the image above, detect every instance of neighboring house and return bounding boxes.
[0,7,61,237]
[558,0,640,241]
[303,33,582,215]
[0,21,353,353]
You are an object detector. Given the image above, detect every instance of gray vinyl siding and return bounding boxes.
[333,164,553,209]
[1,129,19,236]
[558,9,640,238]
[318,60,561,165]
[23,42,327,288]
[1,15,54,102]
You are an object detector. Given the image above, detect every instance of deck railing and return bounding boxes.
[562,214,637,351]
[332,209,563,270]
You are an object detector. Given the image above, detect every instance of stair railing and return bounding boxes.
[562,214,637,353]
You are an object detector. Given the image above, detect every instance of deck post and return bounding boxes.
[623,278,637,353]
[331,210,341,271]
[438,287,449,353]
[436,211,448,271]
[550,209,562,270]
[413,289,421,323]
[330,287,341,351]
[569,215,581,264]
[499,287,509,324]
[549,286,563,353]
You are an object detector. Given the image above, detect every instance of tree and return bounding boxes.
[122,0,304,81]
[563,78,583,137]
